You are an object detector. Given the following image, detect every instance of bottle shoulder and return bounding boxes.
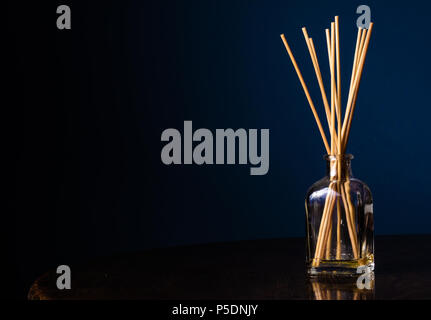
[306,177,372,200]
[348,177,372,195]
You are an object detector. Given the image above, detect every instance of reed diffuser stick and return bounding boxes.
[328,22,337,259]
[280,34,331,154]
[340,184,359,257]
[312,183,336,265]
[311,25,338,264]
[334,16,342,261]
[330,22,336,155]
[336,196,341,259]
[339,27,365,257]
[309,38,339,153]
[348,28,363,101]
[301,28,336,144]
[342,23,374,151]
[343,24,373,150]
[335,16,342,138]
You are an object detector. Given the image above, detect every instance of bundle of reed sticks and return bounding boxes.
[280,17,373,266]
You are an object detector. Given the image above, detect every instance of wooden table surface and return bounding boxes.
[28,235,431,300]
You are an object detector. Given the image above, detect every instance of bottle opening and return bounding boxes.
[324,154,354,181]
[323,154,354,161]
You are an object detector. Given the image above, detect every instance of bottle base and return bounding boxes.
[307,254,374,278]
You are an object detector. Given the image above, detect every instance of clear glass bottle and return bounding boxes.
[305,154,374,276]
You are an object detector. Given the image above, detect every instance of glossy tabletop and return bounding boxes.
[28,235,431,300]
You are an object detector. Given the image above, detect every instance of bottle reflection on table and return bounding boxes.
[307,272,375,300]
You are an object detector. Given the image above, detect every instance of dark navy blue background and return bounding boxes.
[6,0,430,297]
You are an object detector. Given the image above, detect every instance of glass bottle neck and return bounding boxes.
[325,154,353,181]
